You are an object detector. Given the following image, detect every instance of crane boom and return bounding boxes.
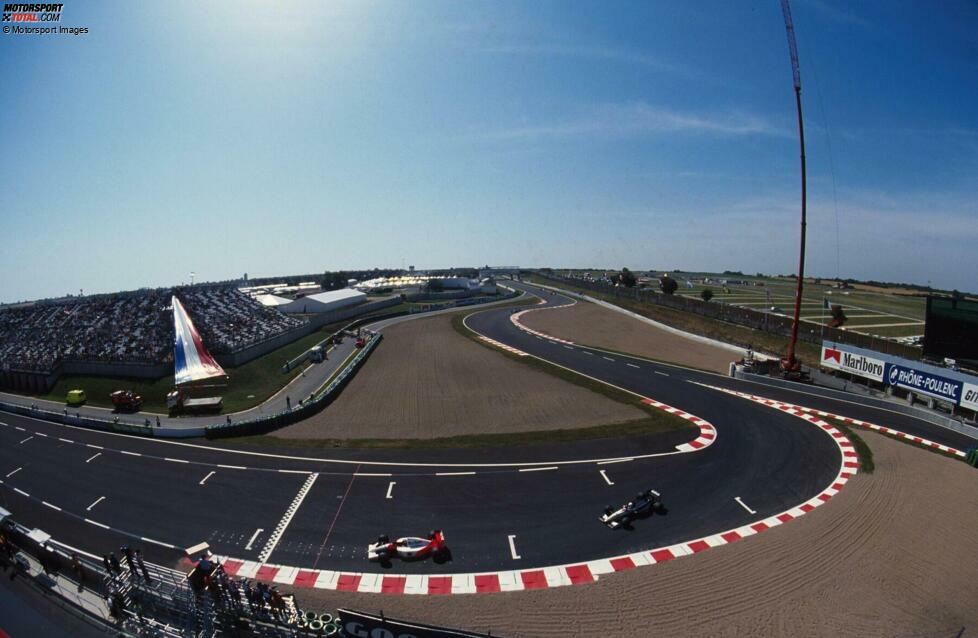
[780,0,801,90]
[779,0,808,375]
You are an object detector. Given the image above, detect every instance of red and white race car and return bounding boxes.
[367,530,448,562]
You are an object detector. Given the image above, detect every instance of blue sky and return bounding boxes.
[1,0,976,302]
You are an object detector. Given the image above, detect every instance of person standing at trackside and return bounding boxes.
[135,549,151,583]
[70,553,85,591]
[156,415,161,427]
[286,395,291,410]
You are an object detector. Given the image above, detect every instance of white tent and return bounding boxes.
[281,288,367,314]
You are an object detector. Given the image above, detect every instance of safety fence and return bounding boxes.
[205,333,383,439]
[532,272,922,360]
[0,507,338,637]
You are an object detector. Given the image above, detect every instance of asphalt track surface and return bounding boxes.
[0,282,974,581]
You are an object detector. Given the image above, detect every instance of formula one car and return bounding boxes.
[367,530,448,563]
[600,489,664,529]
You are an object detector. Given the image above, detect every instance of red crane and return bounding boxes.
[779,0,808,378]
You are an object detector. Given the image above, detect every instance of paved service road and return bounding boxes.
[0,282,972,577]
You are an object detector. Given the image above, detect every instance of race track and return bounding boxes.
[0,282,974,594]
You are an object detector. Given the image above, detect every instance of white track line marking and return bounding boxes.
[508,535,521,560]
[58,438,74,443]
[355,472,392,477]
[602,356,615,362]
[734,496,756,515]
[35,432,47,437]
[435,471,476,476]
[6,383,704,469]
[258,473,318,563]
[13,488,29,497]
[84,518,109,530]
[42,501,61,511]
[597,458,633,465]
[654,371,670,377]
[120,451,141,457]
[86,444,103,450]
[599,470,614,486]
[385,481,396,499]
[519,466,558,472]
[245,528,264,551]
[582,351,593,355]
[18,436,33,445]
[86,496,105,512]
[5,467,22,478]
[199,471,216,485]
[278,469,311,474]
[626,363,640,369]
[164,457,189,464]
[563,345,573,350]
[140,537,176,549]
[86,452,102,463]
[218,464,246,470]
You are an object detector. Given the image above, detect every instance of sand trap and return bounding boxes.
[271,313,645,440]
[294,432,978,636]
[520,300,738,374]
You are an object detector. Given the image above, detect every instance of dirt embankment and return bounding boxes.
[295,432,978,636]
[271,313,645,440]
[521,301,737,374]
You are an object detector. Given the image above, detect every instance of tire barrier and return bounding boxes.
[205,333,383,439]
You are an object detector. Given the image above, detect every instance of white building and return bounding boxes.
[280,288,367,314]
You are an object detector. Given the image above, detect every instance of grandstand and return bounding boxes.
[0,286,306,375]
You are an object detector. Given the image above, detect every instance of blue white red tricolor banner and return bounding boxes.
[172,296,225,386]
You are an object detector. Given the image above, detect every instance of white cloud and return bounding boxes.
[479,43,682,75]
[473,102,792,142]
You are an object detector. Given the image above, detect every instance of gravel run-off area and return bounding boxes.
[520,300,739,374]
[270,313,647,440]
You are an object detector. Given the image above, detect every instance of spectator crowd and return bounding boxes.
[0,286,306,372]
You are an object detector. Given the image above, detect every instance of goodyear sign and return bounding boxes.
[820,345,885,382]
[885,364,962,404]
[958,382,978,413]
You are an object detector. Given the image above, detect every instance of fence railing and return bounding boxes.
[0,508,336,637]
[533,272,923,360]
[205,332,383,439]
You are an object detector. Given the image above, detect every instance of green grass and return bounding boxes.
[830,416,966,463]
[528,275,823,367]
[39,322,348,414]
[835,423,874,473]
[451,307,695,434]
[223,415,688,450]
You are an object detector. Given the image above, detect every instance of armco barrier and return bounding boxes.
[205,333,383,439]
[733,369,978,440]
[0,401,161,437]
[533,272,923,360]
